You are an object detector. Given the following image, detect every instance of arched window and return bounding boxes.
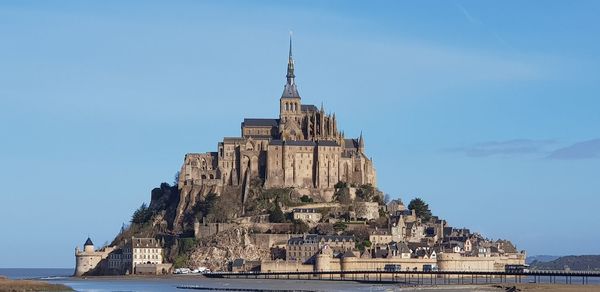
[285,102,289,111]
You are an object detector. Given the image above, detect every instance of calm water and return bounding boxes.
[0,268,73,280]
[2,268,599,291]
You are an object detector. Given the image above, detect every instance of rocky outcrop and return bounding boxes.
[187,226,270,271]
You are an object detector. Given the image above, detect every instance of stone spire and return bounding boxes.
[286,34,295,85]
[282,33,300,98]
[359,131,365,150]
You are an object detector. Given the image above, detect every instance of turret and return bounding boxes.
[83,237,94,253]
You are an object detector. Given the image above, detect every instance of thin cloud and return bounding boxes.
[455,3,481,25]
[446,139,556,158]
[454,3,515,52]
[547,139,600,160]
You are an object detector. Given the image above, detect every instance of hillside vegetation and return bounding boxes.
[530,255,600,271]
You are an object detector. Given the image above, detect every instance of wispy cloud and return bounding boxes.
[454,2,515,52]
[446,139,556,158]
[547,139,600,160]
[447,138,600,160]
[455,3,481,25]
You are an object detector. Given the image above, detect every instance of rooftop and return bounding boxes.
[242,118,279,127]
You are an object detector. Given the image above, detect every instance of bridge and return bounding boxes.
[203,270,600,286]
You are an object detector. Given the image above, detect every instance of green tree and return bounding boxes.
[333,188,352,205]
[334,181,348,189]
[356,184,375,202]
[300,195,313,203]
[131,203,152,224]
[291,219,310,234]
[333,222,348,232]
[269,204,285,223]
[407,197,432,222]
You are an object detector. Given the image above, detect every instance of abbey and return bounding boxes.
[178,38,376,201]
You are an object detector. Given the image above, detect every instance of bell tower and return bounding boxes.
[280,34,301,124]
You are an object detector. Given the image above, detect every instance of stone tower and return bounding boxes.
[74,237,113,276]
[279,34,303,141]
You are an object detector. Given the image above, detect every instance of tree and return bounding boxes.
[269,204,285,223]
[356,184,376,202]
[316,223,334,235]
[131,203,153,224]
[333,188,352,205]
[349,225,370,242]
[291,219,310,234]
[333,222,348,232]
[300,195,313,203]
[407,197,432,222]
[173,171,180,186]
[334,181,348,189]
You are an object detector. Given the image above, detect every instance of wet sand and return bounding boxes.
[56,275,600,292]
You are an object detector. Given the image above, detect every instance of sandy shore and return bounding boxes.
[0,276,73,292]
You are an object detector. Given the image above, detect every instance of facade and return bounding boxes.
[292,208,322,223]
[286,234,355,263]
[129,237,164,272]
[176,39,377,227]
[75,236,169,276]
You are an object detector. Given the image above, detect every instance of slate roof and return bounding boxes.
[344,139,358,149]
[286,140,316,146]
[301,104,318,112]
[389,241,411,253]
[242,118,279,127]
[318,140,339,147]
[84,237,94,246]
[223,137,245,143]
[341,251,356,258]
[132,237,161,248]
[287,235,354,245]
[282,83,300,98]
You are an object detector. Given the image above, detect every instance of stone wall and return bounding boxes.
[437,252,526,272]
[261,260,314,273]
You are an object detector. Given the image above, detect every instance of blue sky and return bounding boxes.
[1,1,599,268]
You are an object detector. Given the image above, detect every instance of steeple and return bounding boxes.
[286,34,295,85]
[281,33,300,98]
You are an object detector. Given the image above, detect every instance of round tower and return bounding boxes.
[75,237,101,276]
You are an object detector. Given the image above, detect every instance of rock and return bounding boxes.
[187,225,269,271]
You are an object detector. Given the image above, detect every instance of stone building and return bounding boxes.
[128,237,165,272]
[74,238,114,276]
[76,236,169,276]
[286,234,355,263]
[292,208,322,223]
[176,38,377,227]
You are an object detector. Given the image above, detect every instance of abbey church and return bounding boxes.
[178,38,376,203]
